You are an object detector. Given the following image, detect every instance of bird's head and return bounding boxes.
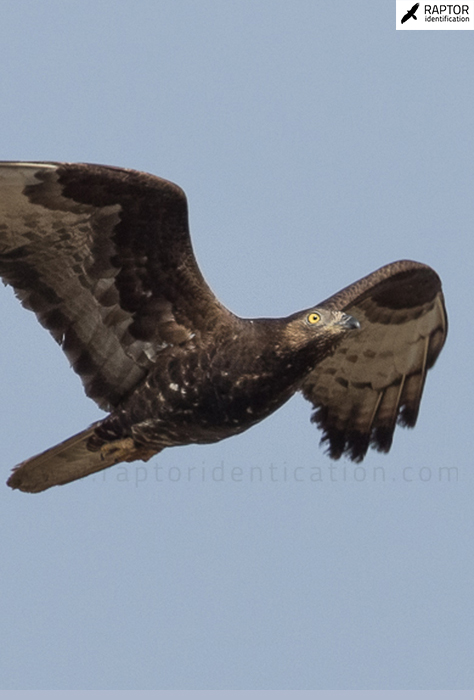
[281,307,360,356]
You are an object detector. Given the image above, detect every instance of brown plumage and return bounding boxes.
[0,162,447,492]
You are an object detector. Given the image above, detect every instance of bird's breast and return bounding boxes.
[117,341,306,446]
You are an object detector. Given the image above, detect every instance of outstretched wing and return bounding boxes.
[0,162,229,410]
[301,260,447,461]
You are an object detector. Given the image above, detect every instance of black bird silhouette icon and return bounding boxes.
[401,2,420,23]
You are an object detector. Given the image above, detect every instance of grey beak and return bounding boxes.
[339,313,360,330]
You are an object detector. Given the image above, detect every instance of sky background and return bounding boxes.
[0,0,473,691]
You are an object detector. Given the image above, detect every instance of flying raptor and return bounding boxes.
[0,162,447,492]
[401,2,420,23]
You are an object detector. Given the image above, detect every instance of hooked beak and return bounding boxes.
[339,313,360,330]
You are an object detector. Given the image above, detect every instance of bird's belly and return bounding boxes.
[122,370,297,448]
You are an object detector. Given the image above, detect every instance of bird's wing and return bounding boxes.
[0,162,230,410]
[300,260,447,460]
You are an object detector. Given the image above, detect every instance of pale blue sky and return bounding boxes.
[0,0,473,691]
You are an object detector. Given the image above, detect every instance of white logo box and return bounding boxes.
[396,1,474,29]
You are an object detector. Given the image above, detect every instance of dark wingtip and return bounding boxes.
[312,407,372,463]
[311,405,401,462]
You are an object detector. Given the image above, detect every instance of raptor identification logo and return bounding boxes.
[396,1,474,28]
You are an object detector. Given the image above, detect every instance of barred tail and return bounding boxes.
[7,423,157,493]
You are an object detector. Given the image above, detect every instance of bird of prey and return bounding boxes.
[0,162,447,492]
[401,2,420,23]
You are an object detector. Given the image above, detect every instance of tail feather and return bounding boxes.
[7,423,158,493]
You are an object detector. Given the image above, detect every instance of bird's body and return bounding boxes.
[0,162,447,492]
[92,310,354,451]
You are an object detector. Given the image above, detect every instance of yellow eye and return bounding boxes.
[307,312,321,325]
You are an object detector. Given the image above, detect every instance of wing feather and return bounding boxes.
[301,260,447,461]
[0,162,229,410]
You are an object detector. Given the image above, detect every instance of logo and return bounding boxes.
[396,1,474,29]
[401,2,420,22]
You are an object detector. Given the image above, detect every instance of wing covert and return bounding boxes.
[0,162,228,410]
